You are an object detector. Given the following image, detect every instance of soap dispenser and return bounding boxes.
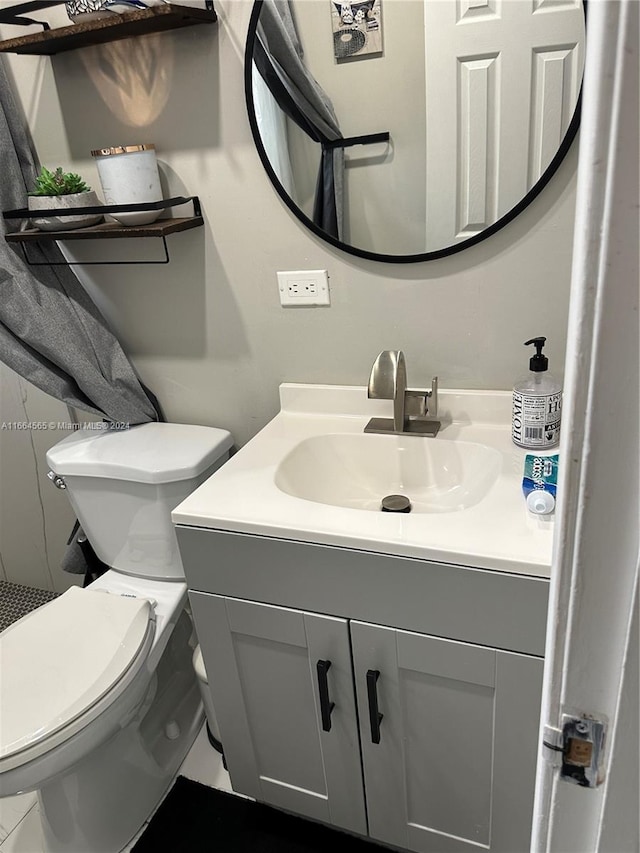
[512,337,562,448]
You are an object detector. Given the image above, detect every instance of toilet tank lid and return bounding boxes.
[46,422,233,484]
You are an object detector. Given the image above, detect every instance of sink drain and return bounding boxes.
[381,494,412,513]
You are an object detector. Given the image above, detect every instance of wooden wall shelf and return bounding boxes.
[3,196,204,264]
[4,216,203,242]
[0,3,217,56]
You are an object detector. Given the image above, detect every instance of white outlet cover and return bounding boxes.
[277,270,330,307]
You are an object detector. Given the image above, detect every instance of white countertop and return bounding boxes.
[172,384,555,578]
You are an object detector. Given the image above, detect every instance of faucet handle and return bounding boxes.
[405,377,438,417]
[405,388,427,417]
[428,376,438,417]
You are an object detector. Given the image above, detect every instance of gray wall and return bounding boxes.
[0,364,78,591]
[0,0,577,591]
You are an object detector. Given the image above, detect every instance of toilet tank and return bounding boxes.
[46,423,233,580]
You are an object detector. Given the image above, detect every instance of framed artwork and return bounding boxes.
[331,1,383,61]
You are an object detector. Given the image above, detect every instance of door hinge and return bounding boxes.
[542,713,607,788]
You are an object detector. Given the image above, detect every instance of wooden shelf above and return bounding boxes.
[5,216,203,241]
[0,3,217,56]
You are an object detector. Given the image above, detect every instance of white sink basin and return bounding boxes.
[275,433,502,513]
[172,384,554,576]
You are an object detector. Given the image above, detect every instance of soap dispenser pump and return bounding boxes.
[512,336,562,448]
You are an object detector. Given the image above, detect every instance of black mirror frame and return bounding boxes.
[244,0,585,264]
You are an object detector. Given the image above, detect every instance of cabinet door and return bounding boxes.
[189,592,367,835]
[351,621,543,853]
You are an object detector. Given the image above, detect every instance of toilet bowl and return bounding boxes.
[0,422,232,853]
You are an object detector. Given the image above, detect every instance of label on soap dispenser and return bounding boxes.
[512,391,562,447]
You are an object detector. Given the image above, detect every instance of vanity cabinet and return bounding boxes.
[179,527,549,853]
[188,594,367,835]
[351,620,543,853]
[189,592,544,853]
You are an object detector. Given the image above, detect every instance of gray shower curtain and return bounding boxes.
[1,59,162,579]
[254,0,345,239]
[0,60,159,425]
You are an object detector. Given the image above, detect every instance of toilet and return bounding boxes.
[0,422,232,853]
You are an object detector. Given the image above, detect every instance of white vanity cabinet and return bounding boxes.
[179,528,549,853]
[350,621,543,852]
[188,593,368,835]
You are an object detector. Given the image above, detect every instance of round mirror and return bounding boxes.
[245,0,585,263]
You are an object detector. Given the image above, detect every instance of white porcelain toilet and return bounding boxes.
[0,422,232,853]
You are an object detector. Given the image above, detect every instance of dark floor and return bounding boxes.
[0,580,59,632]
[133,776,388,853]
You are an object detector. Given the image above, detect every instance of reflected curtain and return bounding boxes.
[0,59,160,425]
[252,62,296,198]
[253,0,345,239]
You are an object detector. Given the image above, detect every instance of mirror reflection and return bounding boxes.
[247,0,585,261]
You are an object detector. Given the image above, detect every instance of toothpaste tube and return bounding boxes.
[523,454,558,515]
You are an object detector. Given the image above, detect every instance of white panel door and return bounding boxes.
[351,620,544,853]
[189,592,367,835]
[424,0,584,249]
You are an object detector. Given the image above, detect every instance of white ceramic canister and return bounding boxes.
[91,144,162,226]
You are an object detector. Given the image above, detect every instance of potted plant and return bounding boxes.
[28,166,103,231]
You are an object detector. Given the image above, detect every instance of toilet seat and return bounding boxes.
[0,587,155,773]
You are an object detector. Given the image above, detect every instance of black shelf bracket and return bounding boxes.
[0,1,62,30]
[3,196,202,266]
[15,236,171,266]
[3,194,200,221]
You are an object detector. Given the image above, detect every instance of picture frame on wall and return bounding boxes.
[331,1,383,61]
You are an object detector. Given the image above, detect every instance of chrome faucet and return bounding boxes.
[365,350,440,436]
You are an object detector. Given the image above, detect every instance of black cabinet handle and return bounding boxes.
[316,659,335,732]
[366,669,384,744]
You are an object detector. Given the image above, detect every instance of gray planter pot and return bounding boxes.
[28,191,104,232]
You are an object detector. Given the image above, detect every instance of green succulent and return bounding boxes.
[30,166,91,197]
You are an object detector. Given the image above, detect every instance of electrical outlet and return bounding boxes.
[277,270,330,307]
